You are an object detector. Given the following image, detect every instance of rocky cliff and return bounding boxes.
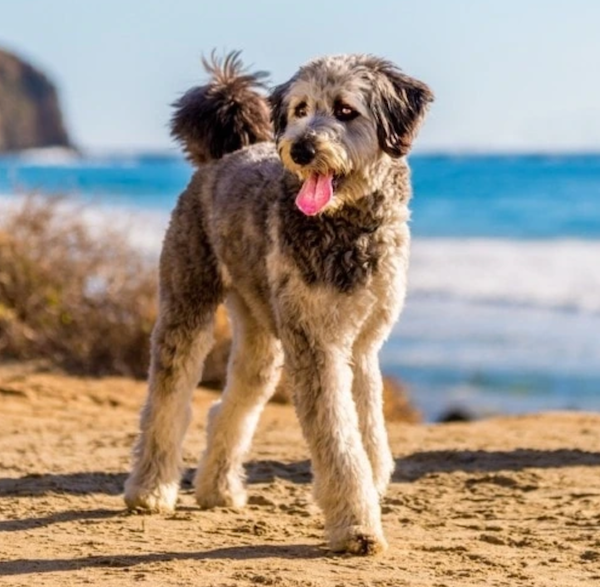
[0,48,71,152]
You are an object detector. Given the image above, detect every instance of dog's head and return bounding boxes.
[270,55,433,215]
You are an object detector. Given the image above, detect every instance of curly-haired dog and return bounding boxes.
[124,51,433,555]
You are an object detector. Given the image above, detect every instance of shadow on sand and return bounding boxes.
[2,448,598,499]
[0,543,326,576]
[392,448,600,481]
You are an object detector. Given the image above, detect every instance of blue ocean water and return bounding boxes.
[1,150,599,420]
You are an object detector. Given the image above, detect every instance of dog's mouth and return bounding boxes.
[295,172,343,216]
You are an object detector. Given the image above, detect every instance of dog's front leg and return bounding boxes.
[352,345,394,497]
[281,325,387,555]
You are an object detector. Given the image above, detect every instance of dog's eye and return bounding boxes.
[334,103,359,122]
[294,102,308,118]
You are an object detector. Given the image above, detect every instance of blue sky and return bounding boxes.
[2,0,599,152]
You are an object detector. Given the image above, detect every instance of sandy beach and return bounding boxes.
[1,363,599,587]
[2,4,600,585]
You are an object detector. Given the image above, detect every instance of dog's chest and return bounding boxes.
[280,192,399,294]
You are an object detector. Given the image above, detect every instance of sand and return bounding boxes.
[1,363,599,587]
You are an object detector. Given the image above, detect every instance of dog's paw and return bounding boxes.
[195,485,247,509]
[328,525,388,556]
[194,469,248,509]
[123,479,179,513]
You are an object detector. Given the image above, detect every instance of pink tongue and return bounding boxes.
[295,173,334,216]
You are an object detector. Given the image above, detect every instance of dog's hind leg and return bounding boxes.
[124,308,216,512]
[125,203,223,513]
[195,291,282,508]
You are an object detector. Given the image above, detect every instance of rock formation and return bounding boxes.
[0,48,71,152]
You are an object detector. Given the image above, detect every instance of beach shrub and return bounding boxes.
[0,195,156,377]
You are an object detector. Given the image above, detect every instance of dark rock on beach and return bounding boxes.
[0,47,72,152]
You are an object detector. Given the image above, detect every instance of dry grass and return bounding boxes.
[0,195,157,377]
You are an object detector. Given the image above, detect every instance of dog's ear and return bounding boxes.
[370,60,434,158]
[269,81,292,139]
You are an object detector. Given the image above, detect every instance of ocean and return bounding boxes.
[1,150,599,420]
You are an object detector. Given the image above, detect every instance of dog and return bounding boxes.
[124,51,433,555]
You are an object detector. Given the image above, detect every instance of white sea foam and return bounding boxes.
[2,148,153,169]
[0,193,169,257]
[409,238,600,314]
[12,147,81,166]
[387,298,600,374]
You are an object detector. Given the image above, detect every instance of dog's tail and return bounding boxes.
[170,50,272,166]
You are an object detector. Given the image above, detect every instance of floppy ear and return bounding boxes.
[269,80,293,139]
[370,60,434,157]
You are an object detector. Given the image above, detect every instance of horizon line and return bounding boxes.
[2,145,600,159]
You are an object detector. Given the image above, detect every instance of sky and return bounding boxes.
[2,0,600,153]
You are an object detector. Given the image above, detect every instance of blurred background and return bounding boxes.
[1,0,599,420]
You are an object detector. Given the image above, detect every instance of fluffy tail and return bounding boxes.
[171,51,272,166]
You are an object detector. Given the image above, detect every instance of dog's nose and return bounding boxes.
[290,139,316,166]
